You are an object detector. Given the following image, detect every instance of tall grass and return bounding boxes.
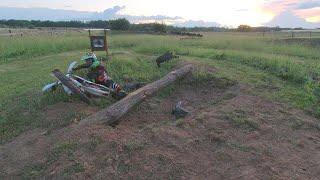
[110,33,320,59]
[109,33,320,114]
[112,33,320,83]
[0,33,88,63]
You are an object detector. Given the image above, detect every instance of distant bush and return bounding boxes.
[237,25,252,32]
[170,31,203,37]
[152,23,167,33]
[108,18,130,31]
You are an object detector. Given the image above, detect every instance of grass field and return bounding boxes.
[0,31,320,143]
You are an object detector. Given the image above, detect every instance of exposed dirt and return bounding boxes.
[1,70,320,179]
[41,102,100,130]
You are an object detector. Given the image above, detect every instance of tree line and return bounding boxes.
[0,19,130,30]
[0,19,302,32]
[0,18,226,32]
[236,24,303,32]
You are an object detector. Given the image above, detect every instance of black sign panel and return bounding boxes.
[90,36,107,51]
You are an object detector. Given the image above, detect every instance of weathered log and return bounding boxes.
[78,64,193,126]
[52,69,91,104]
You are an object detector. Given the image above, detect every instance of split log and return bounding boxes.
[78,64,193,126]
[52,69,91,104]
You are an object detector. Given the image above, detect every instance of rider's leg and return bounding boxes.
[104,79,122,93]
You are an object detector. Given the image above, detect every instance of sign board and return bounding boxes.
[90,36,106,51]
[86,29,110,56]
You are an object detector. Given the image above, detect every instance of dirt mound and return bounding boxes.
[1,72,320,179]
[41,102,99,131]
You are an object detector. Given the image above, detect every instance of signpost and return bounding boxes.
[86,29,110,57]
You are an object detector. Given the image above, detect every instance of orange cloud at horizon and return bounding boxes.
[261,0,300,15]
[260,0,320,24]
[295,7,320,22]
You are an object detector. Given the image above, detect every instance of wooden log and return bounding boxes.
[78,64,193,126]
[52,69,91,104]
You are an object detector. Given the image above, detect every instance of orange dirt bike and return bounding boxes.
[42,61,127,104]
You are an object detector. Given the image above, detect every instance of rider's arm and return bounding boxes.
[73,63,90,71]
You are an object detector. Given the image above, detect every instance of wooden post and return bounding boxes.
[104,29,108,57]
[88,30,92,52]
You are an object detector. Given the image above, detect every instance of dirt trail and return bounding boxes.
[1,71,320,179]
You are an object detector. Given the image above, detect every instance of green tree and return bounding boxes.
[108,18,130,30]
[237,25,252,32]
[153,23,167,33]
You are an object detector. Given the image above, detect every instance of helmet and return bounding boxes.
[81,52,100,68]
[81,52,98,61]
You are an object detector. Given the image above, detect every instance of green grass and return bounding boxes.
[0,33,89,63]
[124,139,146,152]
[1,31,320,143]
[223,109,259,131]
[0,47,177,143]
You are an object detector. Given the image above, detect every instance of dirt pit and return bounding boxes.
[1,72,320,179]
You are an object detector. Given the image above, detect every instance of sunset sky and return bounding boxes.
[0,0,319,27]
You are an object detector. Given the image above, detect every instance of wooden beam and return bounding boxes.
[78,64,193,126]
[52,69,91,104]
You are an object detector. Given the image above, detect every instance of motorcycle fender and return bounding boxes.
[62,85,73,95]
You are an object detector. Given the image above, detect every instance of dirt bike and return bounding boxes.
[42,61,126,104]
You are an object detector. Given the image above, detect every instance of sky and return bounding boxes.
[0,0,319,27]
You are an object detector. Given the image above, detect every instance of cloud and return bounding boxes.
[173,20,220,27]
[0,6,94,20]
[103,5,125,16]
[0,6,182,22]
[295,7,320,19]
[265,10,320,28]
[296,0,320,9]
[117,14,182,23]
[262,0,320,26]
[263,0,320,13]
[92,5,125,19]
[91,5,183,23]
[92,6,219,27]
[236,9,249,12]
[262,0,300,15]
[0,6,216,27]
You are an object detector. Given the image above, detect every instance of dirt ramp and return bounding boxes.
[1,73,320,179]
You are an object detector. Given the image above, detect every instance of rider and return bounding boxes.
[73,52,126,98]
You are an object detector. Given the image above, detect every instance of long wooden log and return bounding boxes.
[78,64,193,126]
